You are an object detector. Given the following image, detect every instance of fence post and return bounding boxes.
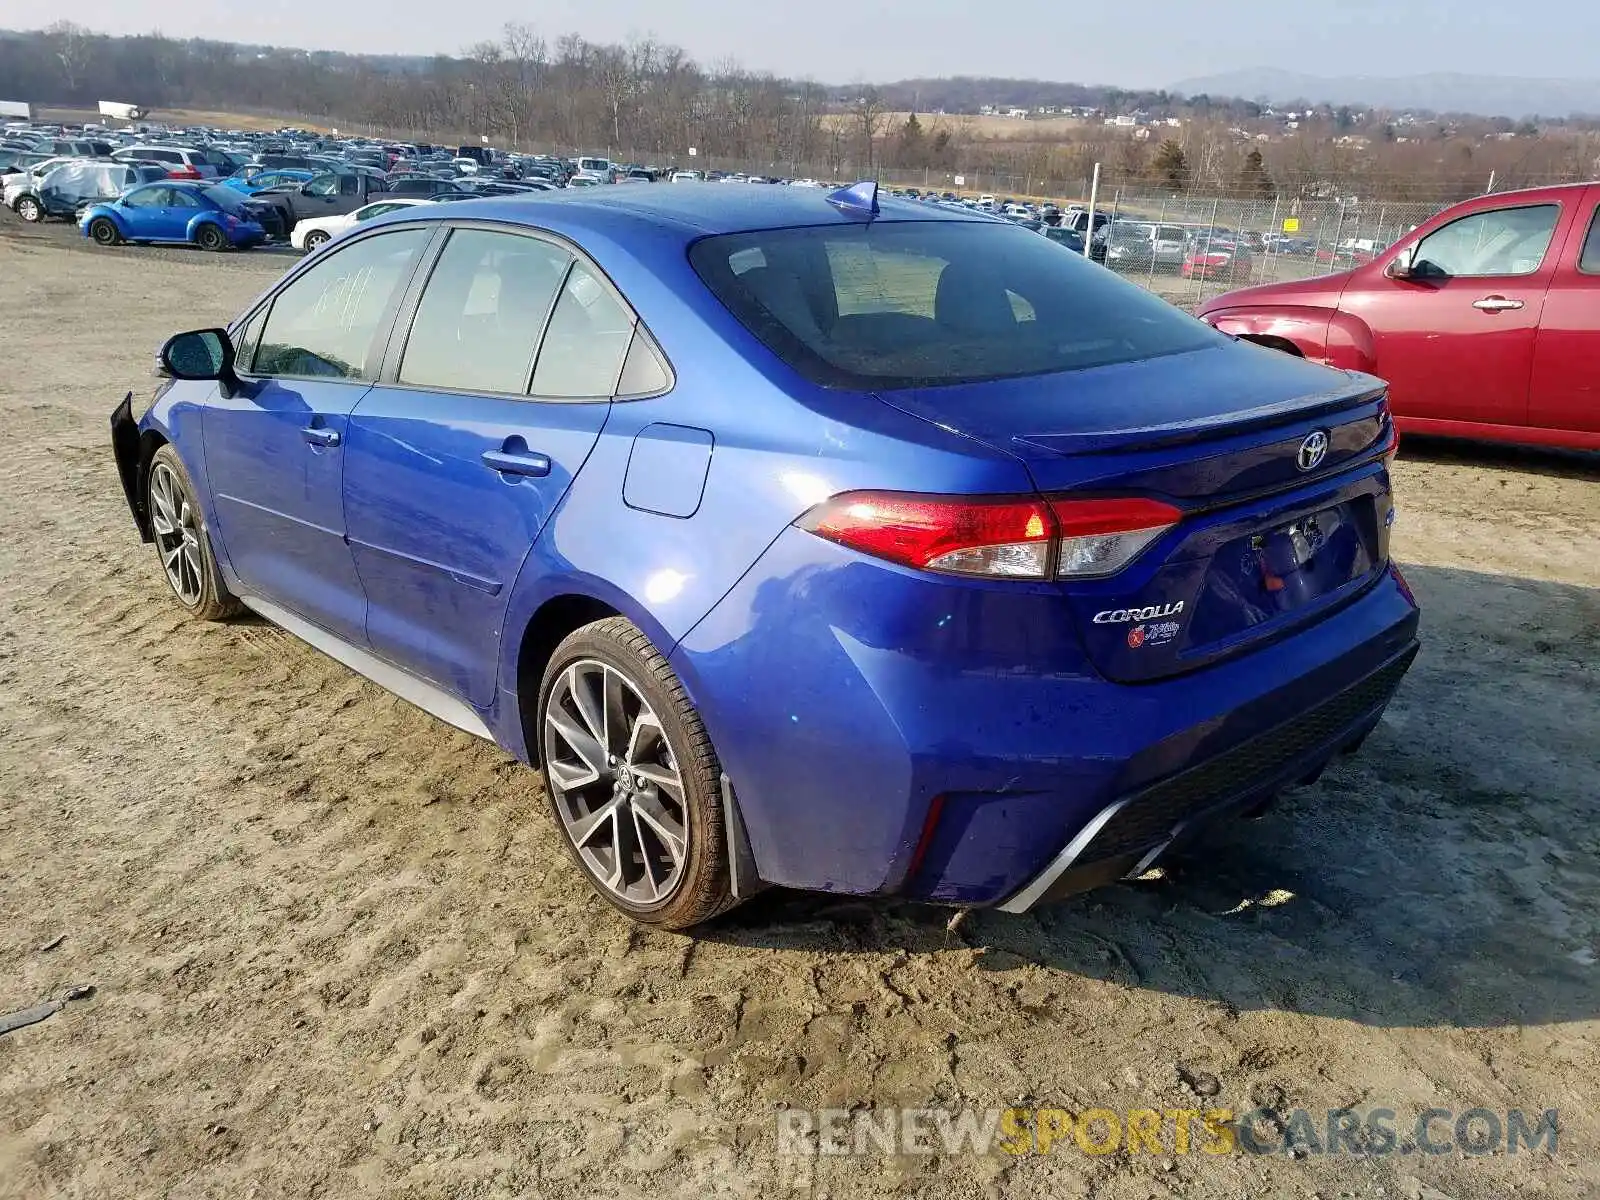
[1148,194,1167,289]
[1194,196,1219,305]
[1083,162,1101,260]
[1265,194,1280,283]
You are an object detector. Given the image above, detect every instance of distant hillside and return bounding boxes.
[1168,68,1600,119]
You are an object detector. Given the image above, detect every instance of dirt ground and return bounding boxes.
[0,214,1596,1200]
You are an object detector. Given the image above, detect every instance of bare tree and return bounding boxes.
[45,21,94,94]
[850,85,888,174]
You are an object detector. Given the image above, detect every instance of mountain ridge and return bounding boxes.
[1167,68,1600,119]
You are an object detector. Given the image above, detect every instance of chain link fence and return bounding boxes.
[1086,190,1448,309]
[673,156,1456,309]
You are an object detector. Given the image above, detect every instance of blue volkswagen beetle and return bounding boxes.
[80,181,268,251]
[109,183,1418,927]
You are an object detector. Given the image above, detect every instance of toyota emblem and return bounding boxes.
[1297,430,1330,472]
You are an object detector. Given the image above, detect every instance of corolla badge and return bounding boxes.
[1297,429,1330,472]
[1093,601,1184,624]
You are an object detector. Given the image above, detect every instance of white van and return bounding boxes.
[111,145,218,179]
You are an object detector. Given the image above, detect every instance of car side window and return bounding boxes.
[253,228,431,382]
[400,228,571,394]
[304,174,338,197]
[615,327,673,398]
[1579,206,1600,275]
[233,306,268,373]
[1412,204,1559,278]
[531,262,637,398]
[168,191,202,209]
[122,187,167,208]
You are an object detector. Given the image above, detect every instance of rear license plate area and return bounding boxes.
[1187,501,1379,646]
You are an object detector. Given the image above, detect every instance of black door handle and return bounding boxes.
[481,448,551,477]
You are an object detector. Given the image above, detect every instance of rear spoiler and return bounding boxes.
[1012,379,1388,458]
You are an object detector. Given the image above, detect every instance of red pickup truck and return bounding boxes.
[1198,183,1600,451]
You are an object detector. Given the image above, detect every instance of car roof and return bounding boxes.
[383,183,991,239]
[1460,180,1597,203]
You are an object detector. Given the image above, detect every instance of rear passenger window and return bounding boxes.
[531,263,635,398]
[253,228,429,381]
[1580,208,1600,274]
[616,328,672,398]
[400,229,570,394]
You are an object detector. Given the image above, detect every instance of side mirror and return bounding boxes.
[1386,246,1417,279]
[159,328,239,395]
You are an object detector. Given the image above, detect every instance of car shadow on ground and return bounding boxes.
[704,560,1599,1032]
[1398,433,1600,479]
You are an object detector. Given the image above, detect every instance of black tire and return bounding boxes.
[302,229,330,252]
[145,444,242,622]
[195,223,227,252]
[15,196,42,223]
[538,617,738,929]
[89,217,121,246]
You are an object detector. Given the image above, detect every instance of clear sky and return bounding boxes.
[14,0,1599,86]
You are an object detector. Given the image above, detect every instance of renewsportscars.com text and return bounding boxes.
[776,1106,1559,1158]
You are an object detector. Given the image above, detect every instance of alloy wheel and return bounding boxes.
[543,659,690,907]
[148,462,205,606]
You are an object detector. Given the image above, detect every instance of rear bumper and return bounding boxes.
[672,525,1420,904]
[996,644,1415,911]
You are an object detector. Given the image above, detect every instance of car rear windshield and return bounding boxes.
[689,220,1219,389]
[202,185,249,213]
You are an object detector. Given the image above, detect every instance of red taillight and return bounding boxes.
[906,794,946,879]
[1049,496,1182,578]
[798,491,1054,578]
[1390,562,1416,606]
[168,166,201,180]
[1379,418,1400,463]
[796,491,1181,580]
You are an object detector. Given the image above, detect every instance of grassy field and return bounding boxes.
[34,105,332,133]
[826,111,1091,140]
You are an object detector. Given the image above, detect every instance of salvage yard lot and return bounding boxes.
[0,212,1597,1200]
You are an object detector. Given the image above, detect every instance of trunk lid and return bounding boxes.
[878,343,1396,682]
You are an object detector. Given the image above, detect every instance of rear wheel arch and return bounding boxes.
[514,594,623,765]
[193,219,227,250]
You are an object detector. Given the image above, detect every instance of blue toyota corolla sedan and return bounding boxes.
[109,184,1419,928]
